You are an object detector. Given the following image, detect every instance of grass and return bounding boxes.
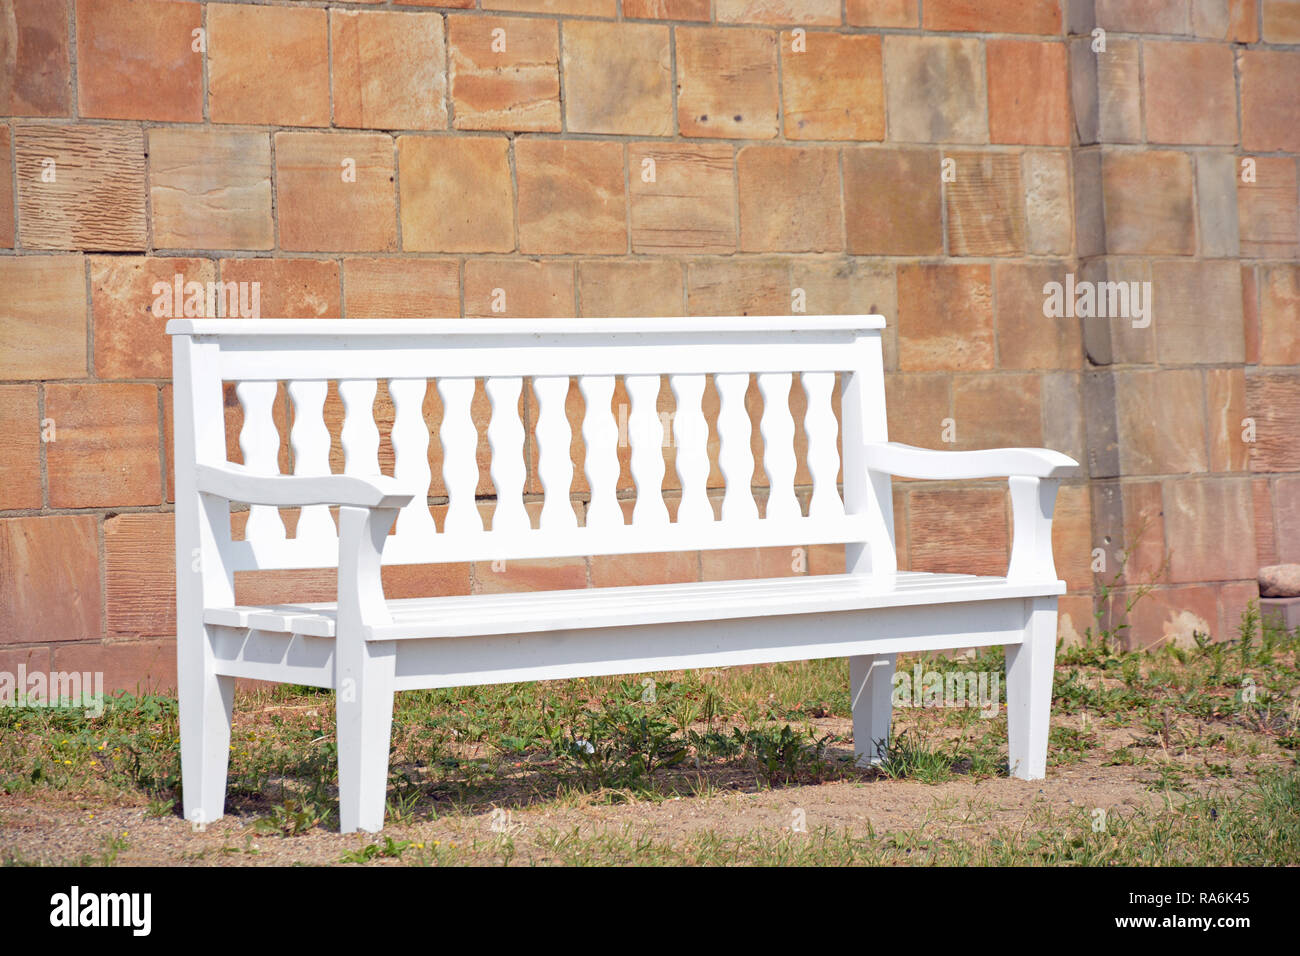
[322,765,1300,867]
[519,769,1300,866]
[1,603,1297,865]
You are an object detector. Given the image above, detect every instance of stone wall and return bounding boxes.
[0,0,1296,692]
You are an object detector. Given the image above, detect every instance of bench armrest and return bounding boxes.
[197,463,410,634]
[862,442,1079,480]
[196,462,416,510]
[862,442,1079,585]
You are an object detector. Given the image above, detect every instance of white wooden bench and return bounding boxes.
[168,316,1078,833]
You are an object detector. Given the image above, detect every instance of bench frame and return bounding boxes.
[169,317,1077,833]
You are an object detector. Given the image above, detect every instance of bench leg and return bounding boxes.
[850,653,896,766]
[336,638,396,834]
[1006,597,1058,780]
[178,625,235,830]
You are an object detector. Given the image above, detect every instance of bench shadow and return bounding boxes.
[201,737,1009,833]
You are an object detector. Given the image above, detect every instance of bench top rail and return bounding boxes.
[168,317,886,382]
[172,316,894,575]
[166,316,886,336]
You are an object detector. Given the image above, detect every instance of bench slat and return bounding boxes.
[234,380,286,545]
[205,571,987,636]
[579,375,621,529]
[229,512,877,570]
[287,380,337,548]
[390,379,438,539]
[484,376,528,533]
[802,371,844,519]
[203,571,1063,642]
[339,379,380,479]
[534,375,579,529]
[626,374,669,526]
[758,372,800,521]
[715,372,759,523]
[437,377,483,534]
[670,373,712,526]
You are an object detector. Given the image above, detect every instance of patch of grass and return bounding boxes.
[876,728,1002,784]
[499,768,1300,866]
[544,689,690,790]
[253,796,331,836]
[0,693,180,798]
[1103,745,1142,767]
[1048,725,1097,766]
[1,599,1295,865]
[878,731,960,783]
[77,832,130,867]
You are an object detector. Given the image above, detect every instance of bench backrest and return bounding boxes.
[169,317,896,585]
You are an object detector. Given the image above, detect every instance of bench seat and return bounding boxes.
[206,571,1065,642]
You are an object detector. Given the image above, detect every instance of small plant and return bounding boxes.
[1238,601,1260,667]
[1063,518,1170,664]
[733,724,832,785]
[1260,611,1298,658]
[253,796,329,836]
[544,691,688,789]
[687,727,743,760]
[1147,762,1189,791]
[621,712,690,779]
[340,835,411,863]
[877,731,959,784]
[1103,746,1141,766]
[670,696,701,738]
[386,774,428,826]
[145,796,177,819]
[1193,628,1228,682]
